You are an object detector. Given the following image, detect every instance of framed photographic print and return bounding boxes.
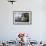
[13,11,32,25]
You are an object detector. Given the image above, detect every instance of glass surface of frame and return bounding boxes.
[13,11,32,25]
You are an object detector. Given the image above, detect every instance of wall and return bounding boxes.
[0,0,46,42]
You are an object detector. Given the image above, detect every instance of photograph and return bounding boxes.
[13,11,32,25]
[0,0,46,46]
